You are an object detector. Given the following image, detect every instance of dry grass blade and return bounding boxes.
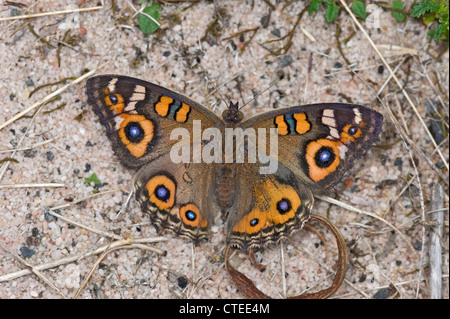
[0,183,65,189]
[316,195,418,256]
[73,243,158,298]
[0,134,62,154]
[0,65,107,132]
[338,0,449,172]
[49,189,122,212]
[429,184,444,299]
[0,1,104,22]
[0,243,68,298]
[0,237,166,283]
[334,274,450,298]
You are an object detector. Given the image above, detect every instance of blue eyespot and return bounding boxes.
[109,95,118,103]
[277,198,291,214]
[250,218,259,227]
[129,125,141,138]
[348,126,358,135]
[155,185,170,202]
[185,210,196,221]
[315,146,335,168]
[125,122,143,143]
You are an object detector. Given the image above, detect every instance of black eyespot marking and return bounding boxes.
[315,146,335,168]
[125,122,144,143]
[348,126,358,136]
[185,210,197,221]
[109,95,118,103]
[250,218,259,227]
[277,198,292,214]
[155,185,170,202]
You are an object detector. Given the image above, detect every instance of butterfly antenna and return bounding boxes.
[239,72,285,111]
[193,56,231,109]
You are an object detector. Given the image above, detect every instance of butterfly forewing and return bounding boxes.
[86,75,223,169]
[242,103,383,194]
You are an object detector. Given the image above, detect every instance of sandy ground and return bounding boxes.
[0,0,448,299]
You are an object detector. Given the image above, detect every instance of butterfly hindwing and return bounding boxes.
[134,152,218,243]
[225,162,314,250]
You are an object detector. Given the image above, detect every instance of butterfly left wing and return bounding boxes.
[242,103,383,194]
[86,75,223,169]
[134,152,219,243]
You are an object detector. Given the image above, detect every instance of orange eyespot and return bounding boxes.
[179,204,206,228]
[341,124,362,143]
[118,114,154,158]
[105,94,125,113]
[146,175,176,211]
[306,139,341,182]
[232,180,303,235]
[268,185,301,224]
[233,209,268,235]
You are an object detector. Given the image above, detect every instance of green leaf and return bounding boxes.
[352,1,367,19]
[85,173,101,185]
[325,3,340,22]
[309,0,321,15]
[392,0,406,22]
[138,3,161,35]
[428,23,449,41]
[410,0,441,18]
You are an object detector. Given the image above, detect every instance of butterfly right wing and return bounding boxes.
[242,103,383,194]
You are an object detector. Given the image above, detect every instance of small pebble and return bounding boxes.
[373,287,391,299]
[260,14,270,28]
[177,276,188,289]
[26,78,34,86]
[44,207,60,222]
[413,239,422,251]
[20,246,36,258]
[278,55,293,68]
[271,28,281,38]
[46,151,55,161]
[24,150,37,158]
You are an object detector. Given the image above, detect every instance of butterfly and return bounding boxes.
[86,75,383,252]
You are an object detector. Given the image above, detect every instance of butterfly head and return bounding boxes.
[222,101,244,124]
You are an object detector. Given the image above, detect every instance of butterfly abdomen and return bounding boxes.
[214,165,237,208]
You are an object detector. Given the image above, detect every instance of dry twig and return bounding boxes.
[429,184,445,299]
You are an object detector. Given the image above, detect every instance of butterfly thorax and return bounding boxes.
[222,101,244,124]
